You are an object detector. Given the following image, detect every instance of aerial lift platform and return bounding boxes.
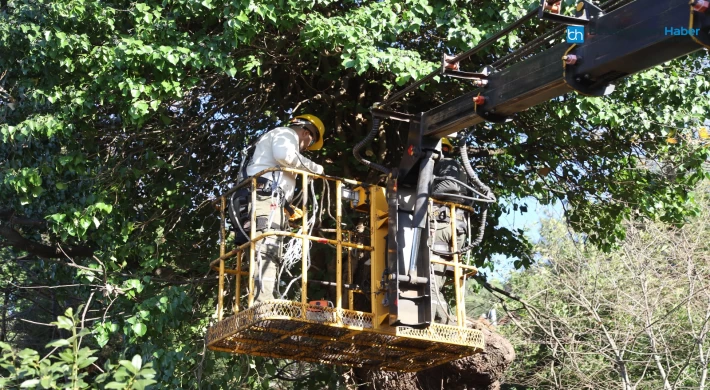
[207,168,483,372]
[206,0,709,372]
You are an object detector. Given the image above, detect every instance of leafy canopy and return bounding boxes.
[0,0,708,387]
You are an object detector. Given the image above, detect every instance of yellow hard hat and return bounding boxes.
[293,114,325,151]
[441,138,453,150]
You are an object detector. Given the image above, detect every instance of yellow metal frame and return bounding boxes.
[207,168,484,371]
[207,300,483,372]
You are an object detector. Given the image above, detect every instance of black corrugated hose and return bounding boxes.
[353,117,391,175]
[460,130,495,248]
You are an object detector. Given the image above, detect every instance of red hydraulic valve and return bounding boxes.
[472,95,486,105]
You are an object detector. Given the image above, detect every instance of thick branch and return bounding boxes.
[0,209,47,228]
[0,226,94,258]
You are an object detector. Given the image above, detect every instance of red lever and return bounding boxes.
[472,95,486,105]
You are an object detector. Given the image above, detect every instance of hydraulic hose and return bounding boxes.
[431,131,496,256]
[353,117,391,175]
[460,133,495,203]
[431,204,488,257]
[460,132,495,249]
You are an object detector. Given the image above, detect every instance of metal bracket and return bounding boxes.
[579,0,604,35]
[442,66,491,87]
[563,53,616,96]
[443,69,488,80]
[472,95,508,123]
[539,0,591,25]
[442,54,460,71]
[371,107,418,123]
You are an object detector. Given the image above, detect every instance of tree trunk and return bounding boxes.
[355,321,515,390]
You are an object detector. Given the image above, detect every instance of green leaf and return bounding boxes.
[20,379,40,387]
[55,316,74,330]
[132,322,147,337]
[94,202,113,213]
[131,354,143,370]
[395,75,410,86]
[40,376,53,388]
[17,349,38,359]
[45,339,70,348]
[167,53,179,65]
[134,379,157,389]
[104,382,127,389]
[77,356,98,369]
[119,359,138,374]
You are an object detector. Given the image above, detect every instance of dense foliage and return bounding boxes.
[0,308,157,389]
[0,0,708,387]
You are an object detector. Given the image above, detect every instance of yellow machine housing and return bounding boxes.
[207,168,483,372]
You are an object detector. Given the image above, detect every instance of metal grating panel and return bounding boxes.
[207,300,484,372]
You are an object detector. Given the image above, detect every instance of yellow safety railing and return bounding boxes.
[209,168,373,321]
[209,167,478,328]
[428,199,478,327]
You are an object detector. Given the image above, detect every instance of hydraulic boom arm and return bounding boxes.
[424,0,709,138]
[377,0,709,327]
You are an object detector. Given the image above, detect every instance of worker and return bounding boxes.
[244,114,326,303]
[429,137,470,324]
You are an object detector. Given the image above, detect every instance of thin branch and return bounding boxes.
[18,318,55,327]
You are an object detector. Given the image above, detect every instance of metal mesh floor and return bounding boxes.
[206,300,484,372]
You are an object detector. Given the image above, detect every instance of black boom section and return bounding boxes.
[424,0,709,138]
[387,119,437,328]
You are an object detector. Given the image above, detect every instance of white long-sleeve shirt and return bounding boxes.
[246,127,322,200]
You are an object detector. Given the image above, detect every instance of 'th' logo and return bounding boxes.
[567,26,585,43]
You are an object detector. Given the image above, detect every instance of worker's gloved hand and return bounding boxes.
[313,164,324,175]
[289,207,304,221]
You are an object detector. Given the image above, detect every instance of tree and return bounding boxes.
[0,0,708,387]
[497,182,710,390]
